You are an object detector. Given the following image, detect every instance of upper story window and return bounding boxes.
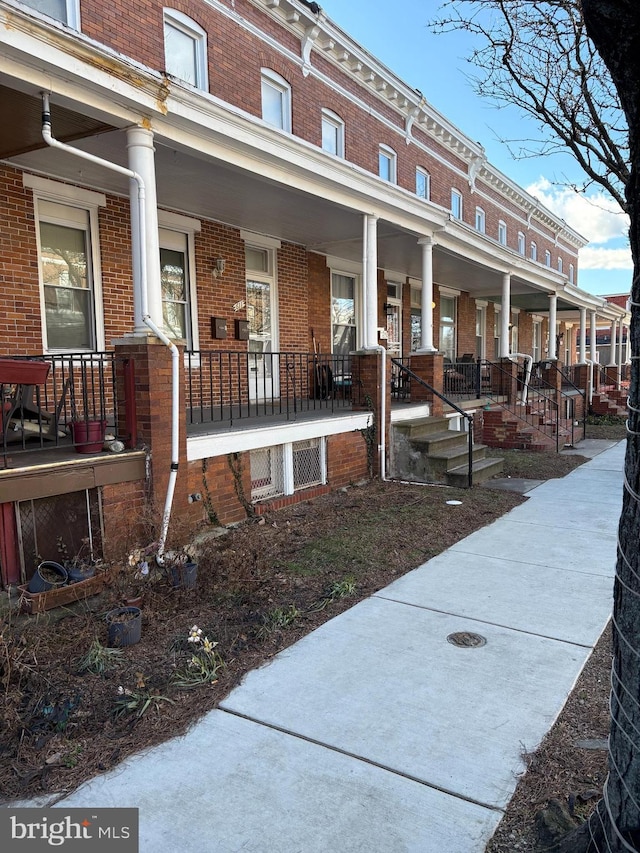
[557,257,563,274]
[261,69,292,131]
[530,241,538,261]
[498,221,507,246]
[517,231,525,255]
[545,249,551,267]
[416,167,430,200]
[22,0,80,28]
[475,207,486,233]
[451,189,463,220]
[321,109,345,157]
[379,145,397,183]
[163,10,208,90]
[569,263,575,284]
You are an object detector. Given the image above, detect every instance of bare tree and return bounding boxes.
[433,0,629,210]
[435,1,640,850]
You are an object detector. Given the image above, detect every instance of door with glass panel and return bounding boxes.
[386,284,402,360]
[246,246,278,402]
[439,295,456,362]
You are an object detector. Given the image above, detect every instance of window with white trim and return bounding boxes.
[331,272,358,357]
[321,109,345,157]
[261,69,291,131]
[439,294,457,362]
[33,191,106,352]
[475,207,486,233]
[498,221,507,246]
[545,249,551,267]
[163,9,208,90]
[451,189,463,220]
[569,263,575,284]
[494,306,501,359]
[378,145,397,183]
[530,241,537,261]
[475,305,486,359]
[511,311,519,353]
[416,167,430,200]
[517,231,525,255]
[557,257,563,274]
[22,0,80,28]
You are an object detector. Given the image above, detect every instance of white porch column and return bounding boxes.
[609,317,618,365]
[579,307,587,363]
[548,293,558,360]
[500,273,511,358]
[363,214,378,350]
[127,126,162,335]
[417,236,436,352]
[589,311,597,363]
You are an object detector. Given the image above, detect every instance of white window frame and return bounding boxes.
[321,108,345,157]
[451,189,463,220]
[475,207,486,233]
[545,249,551,267]
[378,144,397,183]
[163,9,208,91]
[569,263,575,284]
[498,220,507,246]
[532,318,543,362]
[531,241,538,262]
[158,210,201,351]
[330,266,361,356]
[517,231,525,255]
[416,167,430,200]
[261,68,292,132]
[475,303,487,360]
[21,0,80,28]
[557,257,563,274]
[439,288,458,362]
[25,175,105,353]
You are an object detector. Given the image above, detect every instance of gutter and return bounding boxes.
[41,93,179,563]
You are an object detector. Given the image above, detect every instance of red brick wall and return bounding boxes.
[188,453,251,527]
[327,431,370,487]
[72,0,578,276]
[101,479,147,559]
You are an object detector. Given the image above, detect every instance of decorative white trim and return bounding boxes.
[475,299,488,308]
[325,255,362,275]
[240,229,282,249]
[158,209,201,232]
[438,285,461,298]
[23,173,106,207]
[186,414,370,460]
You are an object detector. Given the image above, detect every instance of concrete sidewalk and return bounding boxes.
[38,440,624,852]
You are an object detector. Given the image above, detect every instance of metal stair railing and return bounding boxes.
[391,358,474,488]
[480,358,562,452]
[543,361,587,445]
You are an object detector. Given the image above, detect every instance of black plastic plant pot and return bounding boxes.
[171,561,198,590]
[106,606,142,648]
[27,561,69,593]
[66,564,96,584]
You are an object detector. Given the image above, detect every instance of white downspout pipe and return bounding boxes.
[41,93,179,563]
[362,214,386,480]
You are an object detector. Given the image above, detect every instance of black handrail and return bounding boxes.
[391,358,474,488]
[541,361,587,446]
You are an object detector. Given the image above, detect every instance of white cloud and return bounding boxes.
[579,246,633,271]
[526,178,628,245]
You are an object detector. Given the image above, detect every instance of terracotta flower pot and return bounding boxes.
[71,420,107,454]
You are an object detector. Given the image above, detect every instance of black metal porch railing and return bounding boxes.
[186,350,358,427]
[443,358,493,400]
[1,352,120,463]
[391,358,474,488]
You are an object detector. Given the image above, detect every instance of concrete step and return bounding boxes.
[446,456,504,488]
[408,430,470,455]
[394,416,452,439]
[420,442,490,475]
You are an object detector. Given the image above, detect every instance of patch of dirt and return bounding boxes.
[486,626,611,852]
[489,449,588,481]
[0,448,616,846]
[585,417,627,442]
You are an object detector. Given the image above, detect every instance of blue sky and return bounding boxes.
[318,0,631,296]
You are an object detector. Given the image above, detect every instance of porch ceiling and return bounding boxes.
[2,90,553,303]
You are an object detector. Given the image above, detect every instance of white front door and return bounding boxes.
[247,278,278,401]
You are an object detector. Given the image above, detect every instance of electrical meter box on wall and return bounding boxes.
[211,317,227,339]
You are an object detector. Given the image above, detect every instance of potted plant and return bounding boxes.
[106,605,142,647]
[69,375,107,454]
